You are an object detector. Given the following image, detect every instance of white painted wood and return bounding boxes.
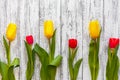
[0,0,120,80]
[104,0,120,80]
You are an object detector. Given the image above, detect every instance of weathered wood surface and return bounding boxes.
[0,0,120,80]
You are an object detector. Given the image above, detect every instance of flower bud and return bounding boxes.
[44,20,54,39]
[6,23,17,42]
[89,20,101,39]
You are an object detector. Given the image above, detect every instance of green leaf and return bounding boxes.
[73,58,82,80]
[40,65,49,80]
[50,30,56,61]
[32,49,35,67]
[114,45,119,55]
[72,47,78,60]
[25,41,35,80]
[33,43,49,64]
[3,36,11,65]
[8,58,20,80]
[48,55,62,80]
[88,39,99,80]
[68,54,73,80]
[113,56,119,80]
[7,67,15,80]
[11,58,20,67]
[3,36,9,55]
[49,55,62,67]
[96,30,101,54]
[47,65,56,80]
[33,43,49,80]
[0,61,8,80]
[106,51,119,80]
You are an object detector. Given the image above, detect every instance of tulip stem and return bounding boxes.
[93,40,97,80]
[48,39,52,62]
[7,41,11,65]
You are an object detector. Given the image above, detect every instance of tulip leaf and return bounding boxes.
[10,58,20,67]
[40,65,49,80]
[49,55,62,67]
[72,47,78,60]
[47,65,56,80]
[32,50,35,66]
[114,46,119,55]
[0,61,8,80]
[3,36,9,55]
[73,58,82,80]
[96,30,101,54]
[68,48,74,80]
[89,39,99,80]
[8,67,15,80]
[106,46,119,80]
[3,36,11,65]
[25,41,35,80]
[50,30,56,61]
[8,58,20,80]
[33,43,49,80]
[33,43,49,64]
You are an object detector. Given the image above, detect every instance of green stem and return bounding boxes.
[70,48,74,80]
[7,41,11,65]
[93,40,96,80]
[48,39,55,80]
[48,39,52,63]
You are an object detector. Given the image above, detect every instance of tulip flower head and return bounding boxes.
[44,20,54,39]
[89,20,101,39]
[69,39,77,49]
[26,35,34,45]
[6,23,17,42]
[109,38,119,49]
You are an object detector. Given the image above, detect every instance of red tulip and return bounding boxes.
[109,38,119,48]
[69,39,77,48]
[26,35,34,45]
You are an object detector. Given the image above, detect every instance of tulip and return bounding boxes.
[44,20,54,39]
[89,20,101,39]
[69,39,77,48]
[26,35,34,45]
[68,38,82,80]
[109,38,119,49]
[6,23,17,42]
[88,20,101,80]
[106,38,119,80]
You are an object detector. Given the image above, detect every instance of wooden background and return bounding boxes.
[0,0,120,80]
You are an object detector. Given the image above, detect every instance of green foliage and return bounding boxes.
[88,33,100,80]
[25,41,35,80]
[33,30,62,80]
[68,48,83,80]
[0,36,20,80]
[106,46,119,80]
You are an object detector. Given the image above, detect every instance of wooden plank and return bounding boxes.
[82,0,104,80]
[61,0,83,79]
[104,0,120,80]
[19,0,28,79]
[38,0,61,80]
[0,0,20,80]
[27,0,40,80]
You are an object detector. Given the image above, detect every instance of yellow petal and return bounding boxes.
[89,20,101,39]
[6,23,17,42]
[44,20,54,39]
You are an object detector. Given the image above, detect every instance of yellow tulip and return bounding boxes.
[89,20,101,39]
[6,23,17,42]
[44,20,54,39]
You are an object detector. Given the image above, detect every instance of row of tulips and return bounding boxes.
[0,20,119,80]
